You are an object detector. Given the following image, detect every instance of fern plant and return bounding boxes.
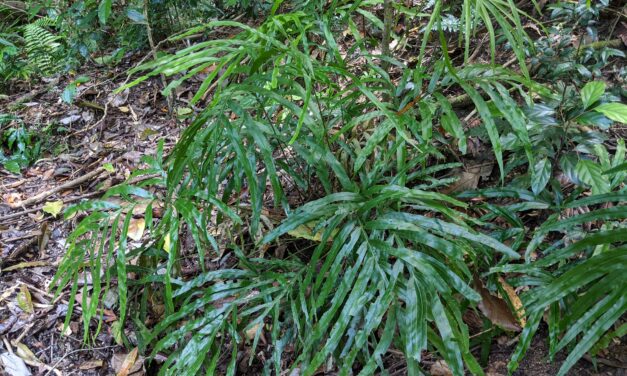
[22,17,63,75]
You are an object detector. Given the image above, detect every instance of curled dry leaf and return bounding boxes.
[127,218,145,241]
[474,276,521,332]
[17,285,34,314]
[79,359,104,370]
[498,276,526,328]
[113,348,144,376]
[430,360,453,376]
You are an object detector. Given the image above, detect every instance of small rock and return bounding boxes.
[0,352,32,376]
[59,115,82,125]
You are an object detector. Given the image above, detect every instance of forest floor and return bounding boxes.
[1,21,626,376]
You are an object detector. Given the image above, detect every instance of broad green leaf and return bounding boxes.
[103,162,115,173]
[98,0,112,25]
[531,157,551,195]
[4,160,20,174]
[603,162,627,175]
[557,296,626,376]
[594,103,627,123]
[61,84,77,104]
[575,160,610,195]
[580,81,605,109]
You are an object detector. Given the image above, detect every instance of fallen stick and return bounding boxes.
[9,157,122,209]
[0,172,160,221]
[9,168,106,208]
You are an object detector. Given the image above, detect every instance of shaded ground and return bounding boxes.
[0,57,184,374]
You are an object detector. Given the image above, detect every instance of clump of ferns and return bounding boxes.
[21,17,64,76]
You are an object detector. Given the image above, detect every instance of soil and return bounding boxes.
[0,58,184,375]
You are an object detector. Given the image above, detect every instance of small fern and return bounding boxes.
[21,17,62,75]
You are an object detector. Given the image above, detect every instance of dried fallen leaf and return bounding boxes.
[2,261,49,272]
[441,162,493,194]
[15,343,38,364]
[245,323,262,341]
[79,359,104,370]
[4,192,22,205]
[112,348,145,376]
[430,360,453,376]
[127,218,145,241]
[474,276,521,332]
[15,342,61,376]
[42,200,64,217]
[17,285,34,314]
[287,221,337,242]
[498,276,526,328]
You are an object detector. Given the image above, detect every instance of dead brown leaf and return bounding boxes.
[112,348,145,376]
[474,276,521,332]
[2,261,49,272]
[115,347,139,376]
[441,162,493,194]
[79,359,104,370]
[127,218,145,241]
[430,360,453,376]
[498,276,526,328]
[17,285,34,314]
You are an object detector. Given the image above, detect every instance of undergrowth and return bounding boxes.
[52,0,626,375]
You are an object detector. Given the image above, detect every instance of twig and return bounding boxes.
[9,157,122,209]
[67,100,109,138]
[0,172,159,222]
[0,236,38,268]
[583,354,627,369]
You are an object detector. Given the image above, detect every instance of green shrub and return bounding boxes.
[51,0,627,375]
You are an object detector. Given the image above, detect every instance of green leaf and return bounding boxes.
[43,200,64,217]
[603,162,627,175]
[126,9,146,24]
[575,160,610,195]
[4,160,20,174]
[557,295,626,376]
[531,157,551,195]
[580,81,605,109]
[594,103,627,123]
[61,84,77,104]
[103,162,115,173]
[98,0,112,25]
